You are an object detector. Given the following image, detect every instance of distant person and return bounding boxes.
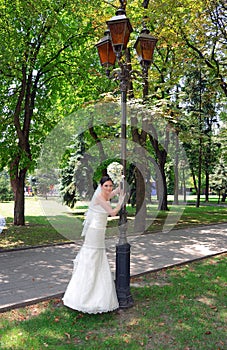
[63,175,125,313]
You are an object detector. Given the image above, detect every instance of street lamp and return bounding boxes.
[134,25,158,98]
[96,29,116,76]
[96,7,157,308]
[106,8,133,59]
[134,26,158,71]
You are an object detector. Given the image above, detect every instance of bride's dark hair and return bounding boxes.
[100,175,113,186]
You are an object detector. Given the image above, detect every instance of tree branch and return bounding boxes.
[88,126,106,161]
[14,66,26,141]
[180,29,214,69]
[142,0,149,9]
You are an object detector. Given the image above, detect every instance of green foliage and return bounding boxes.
[57,105,124,207]
[210,159,227,202]
[0,0,114,224]
[179,64,221,194]
[36,170,59,199]
[0,0,107,170]
[165,162,175,195]
[59,134,88,207]
[0,171,14,202]
[1,0,226,222]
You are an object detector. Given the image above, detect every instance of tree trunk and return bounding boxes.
[131,117,148,233]
[196,77,202,208]
[221,193,226,202]
[182,167,187,202]
[148,127,169,211]
[191,167,198,194]
[196,136,202,208]
[10,168,26,225]
[11,68,34,225]
[205,170,209,202]
[173,132,179,204]
[134,165,146,233]
[159,162,168,211]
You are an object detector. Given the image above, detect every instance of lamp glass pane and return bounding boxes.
[141,40,155,61]
[108,21,127,46]
[96,38,116,66]
[135,35,157,63]
[107,16,132,53]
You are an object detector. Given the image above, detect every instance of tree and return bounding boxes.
[210,159,227,202]
[57,0,227,219]
[180,62,221,205]
[59,132,97,207]
[0,170,14,202]
[143,0,227,97]
[2,0,225,227]
[0,0,106,225]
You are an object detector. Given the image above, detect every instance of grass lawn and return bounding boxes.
[0,196,227,250]
[0,198,69,250]
[0,254,226,349]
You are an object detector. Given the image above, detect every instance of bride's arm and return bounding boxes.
[95,193,124,217]
[109,185,120,199]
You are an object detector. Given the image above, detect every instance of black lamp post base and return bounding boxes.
[116,243,134,308]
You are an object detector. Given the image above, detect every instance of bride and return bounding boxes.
[62,175,125,314]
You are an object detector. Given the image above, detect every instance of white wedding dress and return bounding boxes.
[62,197,119,314]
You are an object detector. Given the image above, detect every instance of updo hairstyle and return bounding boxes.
[100,175,113,186]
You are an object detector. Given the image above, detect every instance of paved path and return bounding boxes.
[1,223,227,312]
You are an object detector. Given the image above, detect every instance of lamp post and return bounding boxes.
[96,7,157,308]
